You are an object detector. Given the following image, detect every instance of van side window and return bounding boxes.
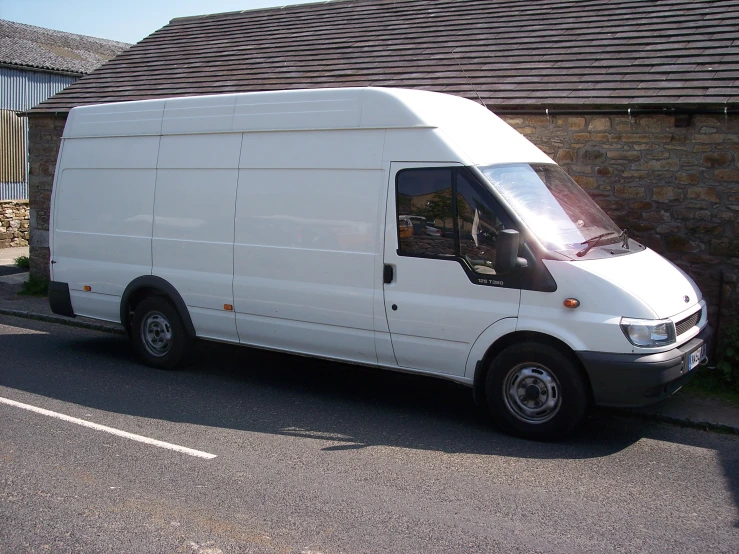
[396,168,456,258]
[396,167,513,278]
[456,171,506,275]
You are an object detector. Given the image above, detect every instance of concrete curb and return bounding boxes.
[0,308,125,335]
[615,408,739,436]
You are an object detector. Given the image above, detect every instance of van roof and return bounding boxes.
[63,87,552,166]
[65,87,496,135]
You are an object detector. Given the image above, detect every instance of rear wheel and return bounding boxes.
[485,342,588,440]
[131,296,188,369]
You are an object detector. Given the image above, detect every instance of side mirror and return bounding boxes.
[495,229,528,274]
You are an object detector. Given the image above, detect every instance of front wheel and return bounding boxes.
[131,296,188,369]
[485,342,589,440]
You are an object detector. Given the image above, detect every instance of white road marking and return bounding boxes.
[0,396,217,460]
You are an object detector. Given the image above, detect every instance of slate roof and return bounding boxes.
[31,0,739,113]
[0,19,130,75]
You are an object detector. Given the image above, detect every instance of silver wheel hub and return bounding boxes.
[503,363,562,424]
[141,311,172,357]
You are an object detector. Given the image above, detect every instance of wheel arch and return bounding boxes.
[120,276,196,339]
[472,330,594,409]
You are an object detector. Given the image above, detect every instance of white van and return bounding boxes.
[48,87,711,439]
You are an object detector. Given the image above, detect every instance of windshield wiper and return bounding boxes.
[576,229,629,257]
[576,232,618,257]
[620,228,629,249]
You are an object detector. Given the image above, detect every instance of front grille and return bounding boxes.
[675,311,700,336]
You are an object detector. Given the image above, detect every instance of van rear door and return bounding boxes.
[382,163,521,377]
[51,135,159,322]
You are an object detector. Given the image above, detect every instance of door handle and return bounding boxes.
[383,264,394,284]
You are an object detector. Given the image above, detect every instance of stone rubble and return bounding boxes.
[0,201,30,248]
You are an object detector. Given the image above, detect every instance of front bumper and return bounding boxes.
[577,325,712,407]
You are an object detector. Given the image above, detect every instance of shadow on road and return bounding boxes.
[1,317,737,522]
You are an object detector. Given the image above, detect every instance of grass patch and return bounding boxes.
[682,367,739,406]
[19,275,49,297]
[680,321,739,406]
[13,255,30,269]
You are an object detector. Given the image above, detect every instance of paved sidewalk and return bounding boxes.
[625,385,739,434]
[0,246,28,265]
[0,246,29,282]
[0,250,736,434]
[0,248,121,333]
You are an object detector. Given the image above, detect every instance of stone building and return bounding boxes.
[25,0,739,323]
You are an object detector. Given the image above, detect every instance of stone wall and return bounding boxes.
[0,200,29,248]
[26,111,739,323]
[502,113,739,325]
[27,114,65,280]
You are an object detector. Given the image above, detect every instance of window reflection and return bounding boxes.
[396,168,456,257]
[456,172,503,275]
[396,168,508,276]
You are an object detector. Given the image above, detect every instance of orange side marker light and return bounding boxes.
[224,304,233,311]
[563,298,580,309]
[83,286,91,292]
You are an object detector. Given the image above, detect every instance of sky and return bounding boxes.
[0,0,326,44]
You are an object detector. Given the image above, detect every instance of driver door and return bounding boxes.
[382,163,521,376]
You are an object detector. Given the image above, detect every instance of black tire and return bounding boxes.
[131,296,188,369]
[485,342,589,440]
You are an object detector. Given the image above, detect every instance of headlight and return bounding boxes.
[620,317,676,347]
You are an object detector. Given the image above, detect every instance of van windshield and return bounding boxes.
[478,163,623,256]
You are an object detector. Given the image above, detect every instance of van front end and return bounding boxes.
[519,248,712,411]
[553,246,711,408]
[499,246,713,440]
[477,161,713,438]
[578,322,711,408]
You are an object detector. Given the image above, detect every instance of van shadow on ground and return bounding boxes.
[0,318,731,459]
[2,317,738,524]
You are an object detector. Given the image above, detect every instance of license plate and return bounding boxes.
[689,344,706,371]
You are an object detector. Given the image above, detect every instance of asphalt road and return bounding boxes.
[1,314,738,554]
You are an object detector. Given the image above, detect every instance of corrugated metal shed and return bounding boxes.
[1,66,77,111]
[1,109,26,183]
[0,67,77,199]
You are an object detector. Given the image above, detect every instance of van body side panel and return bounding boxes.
[233,168,380,363]
[62,99,165,138]
[233,92,362,132]
[372,161,397,369]
[463,317,519,381]
[161,94,239,135]
[380,128,468,164]
[233,130,383,365]
[239,130,384,169]
[152,134,240,342]
[52,136,158,321]
[68,291,122,323]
